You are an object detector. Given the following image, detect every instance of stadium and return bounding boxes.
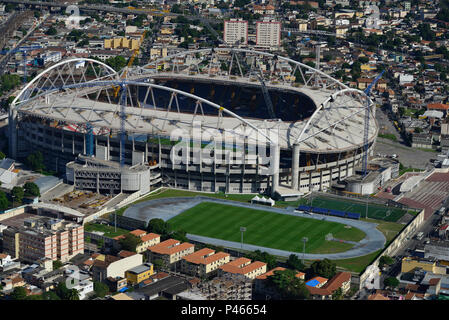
[8,47,378,197]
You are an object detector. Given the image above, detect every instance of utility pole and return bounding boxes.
[240,227,246,256]
[302,237,308,264]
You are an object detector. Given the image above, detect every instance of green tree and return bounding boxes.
[332,287,343,300]
[384,277,399,289]
[147,218,171,237]
[45,26,57,36]
[310,259,336,279]
[55,282,70,299]
[119,233,142,252]
[24,182,40,197]
[287,254,305,271]
[269,269,309,299]
[11,186,24,205]
[93,281,109,298]
[153,258,166,271]
[26,151,44,172]
[247,250,277,270]
[105,56,127,72]
[10,286,27,300]
[67,289,80,300]
[0,151,5,159]
[53,260,63,270]
[0,191,8,211]
[42,291,61,300]
[379,255,394,269]
[26,294,43,300]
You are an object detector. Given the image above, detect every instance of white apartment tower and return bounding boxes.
[224,19,248,45]
[256,20,281,48]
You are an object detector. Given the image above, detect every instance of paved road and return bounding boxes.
[123,196,386,260]
[374,108,436,170]
[374,138,436,170]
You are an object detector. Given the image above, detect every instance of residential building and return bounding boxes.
[177,273,253,300]
[256,20,281,49]
[305,272,351,299]
[2,217,83,263]
[125,263,155,285]
[106,276,128,293]
[0,253,13,268]
[180,248,230,278]
[219,257,267,279]
[147,239,195,267]
[91,253,143,282]
[133,231,160,254]
[224,19,248,45]
[401,257,447,275]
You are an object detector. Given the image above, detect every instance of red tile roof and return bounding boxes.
[129,229,147,237]
[256,267,305,280]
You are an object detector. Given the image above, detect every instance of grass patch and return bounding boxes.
[295,196,407,222]
[167,202,366,254]
[115,188,258,216]
[378,133,397,141]
[332,249,382,274]
[362,218,404,243]
[84,222,129,238]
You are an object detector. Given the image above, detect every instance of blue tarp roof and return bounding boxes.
[306,279,320,287]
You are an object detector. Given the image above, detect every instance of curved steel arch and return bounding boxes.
[129,47,350,92]
[13,79,276,144]
[295,88,376,147]
[12,58,119,108]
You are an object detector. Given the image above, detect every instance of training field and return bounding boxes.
[168,202,366,254]
[300,196,407,222]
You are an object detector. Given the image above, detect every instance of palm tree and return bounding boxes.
[67,289,80,300]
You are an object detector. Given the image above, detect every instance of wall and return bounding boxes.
[357,208,426,289]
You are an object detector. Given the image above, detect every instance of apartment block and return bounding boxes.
[181,248,230,278]
[256,20,281,48]
[224,19,248,45]
[3,217,84,263]
[147,239,195,267]
[129,230,160,254]
[219,257,267,279]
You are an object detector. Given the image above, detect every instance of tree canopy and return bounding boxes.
[309,258,336,279]
[0,191,9,211]
[24,182,40,197]
[26,151,45,172]
[268,269,309,299]
[287,254,305,272]
[119,233,142,252]
[11,186,24,205]
[94,281,109,298]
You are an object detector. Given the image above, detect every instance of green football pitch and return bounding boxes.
[168,202,366,254]
[300,196,407,222]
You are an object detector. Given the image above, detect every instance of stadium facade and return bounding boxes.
[9,48,378,197]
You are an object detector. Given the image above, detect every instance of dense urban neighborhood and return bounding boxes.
[0,0,449,305]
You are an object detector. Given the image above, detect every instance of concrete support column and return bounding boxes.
[107,135,110,161]
[96,172,99,193]
[291,143,300,190]
[83,134,86,155]
[8,109,17,159]
[271,144,280,197]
